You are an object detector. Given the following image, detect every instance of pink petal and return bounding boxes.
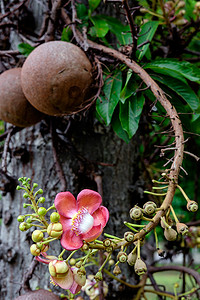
[77,189,102,214]
[54,192,77,218]
[51,267,74,290]
[59,215,72,231]
[69,281,82,294]
[92,206,109,228]
[83,224,103,242]
[61,229,83,250]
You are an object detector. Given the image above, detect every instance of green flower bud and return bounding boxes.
[23,203,29,208]
[23,192,29,199]
[50,212,60,223]
[127,251,137,266]
[103,238,111,247]
[130,206,143,220]
[19,222,28,231]
[47,222,63,238]
[164,228,177,241]
[32,230,44,242]
[37,189,43,194]
[69,258,76,266]
[94,271,103,282]
[38,197,45,203]
[134,258,147,276]
[17,215,25,222]
[117,251,128,263]
[124,231,134,242]
[38,207,47,216]
[16,185,22,190]
[26,217,33,223]
[113,265,121,275]
[33,183,38,189]
[143,201,157,215]
[75,260,82,268]
[108,259,115,266]
[49,260,69,278]
[187,201,198,212]
[176,223,188,235]
[81,242,89,251]
[30,244,41,256]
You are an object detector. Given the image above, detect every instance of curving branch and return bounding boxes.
[61,8,184,242]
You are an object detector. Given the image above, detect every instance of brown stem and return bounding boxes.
[45,0,62,42]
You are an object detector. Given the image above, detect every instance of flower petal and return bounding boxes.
[69,281,82,294]
[51,267,74,290]
[54,192,77,218]
[59,215,72,231]
[61,229,83,250]
[92,206,109,228]
[77,189,102,214]
[83,224,103,242]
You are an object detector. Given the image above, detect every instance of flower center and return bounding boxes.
[71,207,94,236]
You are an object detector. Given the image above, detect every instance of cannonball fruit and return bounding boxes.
[0,68,44,127]
[21,41,93,116]
[14,289,59,300]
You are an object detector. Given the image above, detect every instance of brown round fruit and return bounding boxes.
[21,41,93,116]
[0,68,44,127]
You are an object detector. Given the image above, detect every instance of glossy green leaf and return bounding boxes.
[96,72,122,125]
[136,21,159,61]
[18,43,34,57]
[90,16,109,38]
[88,0,101,13]
[144,59,200,83]
[61,27,72,42]
[120,71,138,103]
[151,74,200,111]
[111,110,131,144]
[119,94,145,138]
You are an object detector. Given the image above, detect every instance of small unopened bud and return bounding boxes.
[16,185,22,190]
[134,258,147,276]
[124,231,134,242]
[23,192,29,199]
[103,238,111,247]
[130,206,143,220]
[38,207,47,216]
[30,244,41,256]
[105,245,113,253]
[81,242,89,251]
[164,228,177,241]
[32,230,44,242]
[113,265,121,275]
[19,222,28,231]
[17,215,25,222]
[187,201,198,212]
[176,1,185,10]
[108,259,115,266]
[157,248,165,257]
[176,223,188,235]
[69,258,76,266]
[33,183,38,189]
[26,217,33,223]
[37,188,43,194]
[117,251,128,263]
[23,203,29,208]
[94,271,103,282]
[177,9,186,17]
[47,222,63,238]
[143,201,157,215]
[49,260,69,278]
[75,260,82,268]
[127,251,137,266]
[38,197,45,203]
[50,212,60,223]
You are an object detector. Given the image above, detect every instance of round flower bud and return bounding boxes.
[143,201,157,215]
[30,244,41,256]
[38,207,47,216]
[32,230,44,242]
[33,183,38,189]
[113,265,121,275]
[117,251,128,263]
[50,212,60,223]
[124,231,134,242]
[49,260,69,278]
[130,206,143,220]
[75,260,83,268]
[23,192,29,199]
[47,222,63,238]
[69,258,76,266]
[94,271,103,282]
[187,201,198,212]
[105,245,113,253]
[127,251,137,266]
[81,242,89,251]
[26,217,33,223]
[38,197,45,203]
[176,223,188,235]
[17,215,25,222]
[108,259,115,266]
[134,258,147,276]
[19,222,28,231]
[164,228,177,241]
[103,238,111,247]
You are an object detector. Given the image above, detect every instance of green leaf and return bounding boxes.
[144,59,200,83]
[76,3,88,18]
[18,43,34,57]
[120,71,138,103]
[119,94,145,138]
[61,27,72,42]
[151,74,200,111]
[90,16,109,38]
[96,71,122,125]
[136,21,159,61]
[88,0,101,13]
[111,109,131,144]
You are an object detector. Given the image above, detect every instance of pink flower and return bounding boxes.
[54,189,109,250]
